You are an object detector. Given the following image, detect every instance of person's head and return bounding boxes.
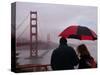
[59,37,67,45]
[77,44,90,57]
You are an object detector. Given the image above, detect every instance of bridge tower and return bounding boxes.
[47,33,51,46]
[30,11,38,57]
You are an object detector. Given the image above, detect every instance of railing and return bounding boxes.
[16,64,51,72]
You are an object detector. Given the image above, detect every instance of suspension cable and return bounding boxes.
[16,14,29,30]
[17,24,29,39]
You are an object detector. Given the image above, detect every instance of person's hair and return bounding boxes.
[77,44,91,57]
[59,37,67,45]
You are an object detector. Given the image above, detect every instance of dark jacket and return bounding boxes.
[78,55,94,69]
[51,44,79,70]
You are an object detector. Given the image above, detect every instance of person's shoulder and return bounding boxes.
[67,45,74,50]
[89,56,94,60]
[52,48,60,55]
[66,46,76,52]
[53,48,59,52]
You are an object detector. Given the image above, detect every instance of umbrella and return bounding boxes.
[59,25,97,40]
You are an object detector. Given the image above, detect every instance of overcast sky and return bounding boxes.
[16,2,97,44]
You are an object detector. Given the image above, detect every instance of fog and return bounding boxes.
[16,2,97,44]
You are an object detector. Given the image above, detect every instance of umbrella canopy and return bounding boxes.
[59,25,97,40]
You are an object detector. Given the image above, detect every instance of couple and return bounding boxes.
[51,37,96,70]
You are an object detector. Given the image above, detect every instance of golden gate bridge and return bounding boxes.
[16,11,51,72]
[16,11,51,57]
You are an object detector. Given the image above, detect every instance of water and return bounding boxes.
[17,49,53,65]
[17,42,97,65]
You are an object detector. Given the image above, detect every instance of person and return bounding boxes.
[51,37,79,70]
[77,44,97,69]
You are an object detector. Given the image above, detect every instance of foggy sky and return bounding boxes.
[16,2,97,44]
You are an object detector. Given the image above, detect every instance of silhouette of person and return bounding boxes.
[77,44,96,69]
[51,37,79,70]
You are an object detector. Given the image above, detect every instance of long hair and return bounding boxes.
[77,44,91,57]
